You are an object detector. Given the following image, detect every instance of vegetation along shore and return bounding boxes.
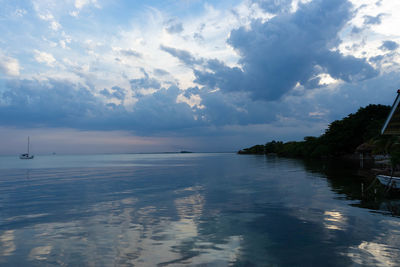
[238,104,399,160]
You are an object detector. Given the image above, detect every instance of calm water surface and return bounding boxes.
[0,153,399,266]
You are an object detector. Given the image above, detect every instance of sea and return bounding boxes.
[0,153,399,266]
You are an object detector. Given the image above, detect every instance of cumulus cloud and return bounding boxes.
[252,0,293,14]
[100,86,126,101]
[160,45,203,66]
[0,76,276,135]
[120,49,142,58]
[0,78,202,134]
[192,0,377,101]
[154,68,169,76]
[0,64,398,139]
[379,40,399,51]
[34,50,56,66]
[0,79,103,128]
[71,0,99,17]
[363,13,385,25]
[130,72,162,97]
[37,12,61,31]
[130,86,199,132]
[14,8,27,17]
[74,0,100,10]
[194,88,277,126]
[0,0,397,145]
[75,0,96,10]
[165,19,184,34]
[0,54,20,76]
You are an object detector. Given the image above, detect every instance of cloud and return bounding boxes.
[0,77,276,135]
[100,86,126,101]
[351,26,362,34]
[71,0,99,17]
[252,0,293,14]
[160,45,203,66]
[379,40,399,51]
[59,37,72,49]
[369,55,384,63]
[165,19,184,34]
[130,72,162,96]
[37,12,61,31]
[0,54,20,76]
[192,0,377,101]
[34,50,56,66]
[120,49,142,58]
[0,0,398,150]
[363,13,385,25]
[0,62,398,144]
[130,85,199,132]
[0,79,104,128]
[286,71,400,123]
[14,8,27,17]
[193,59,244,94]
[154,68,169,76]
[194,88,277,126]
[75,0,96,10]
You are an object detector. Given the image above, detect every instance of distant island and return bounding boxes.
[238,104,393,158]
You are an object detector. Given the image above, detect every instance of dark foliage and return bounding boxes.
[238,104,391,158]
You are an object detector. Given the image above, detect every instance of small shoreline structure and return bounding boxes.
[374,89,400,192]
[19,136,34,160]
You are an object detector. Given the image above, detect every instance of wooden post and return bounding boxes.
[361,183,364,196]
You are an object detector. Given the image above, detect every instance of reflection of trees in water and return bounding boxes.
[3,157,400,266]
[301,158,400,217]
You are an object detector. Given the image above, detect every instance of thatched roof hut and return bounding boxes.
[356,143,375,153]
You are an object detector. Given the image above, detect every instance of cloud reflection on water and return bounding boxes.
[323,211,347,231]
[14,184,242,266]
[1,154,400,266]
[347,241,400,267]
[0,230,16,258]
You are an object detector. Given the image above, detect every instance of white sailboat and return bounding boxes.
[19,136,34,159]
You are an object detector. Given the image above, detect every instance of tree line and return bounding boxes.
[238,104,394,158]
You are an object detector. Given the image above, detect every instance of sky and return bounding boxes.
[0,0,399,154]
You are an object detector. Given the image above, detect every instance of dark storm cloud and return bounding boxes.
[194,88,277,125]
[0,78,201,133]
[0,76,287,135]
[193,59,244,92]
[291,72,400,123]
[0,0,390,139]
[0,79,105,128]
[192,0,377,101]
[130,72,161,96]
[380,40,399,51]
[130,85,200,132]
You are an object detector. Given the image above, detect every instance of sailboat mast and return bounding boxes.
[27,136,30,154]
